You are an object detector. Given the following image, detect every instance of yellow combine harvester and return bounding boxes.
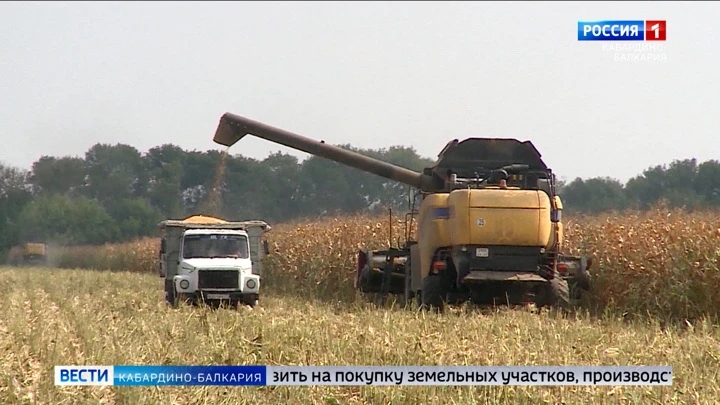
[7,242,48,266]
[212,113,593,311]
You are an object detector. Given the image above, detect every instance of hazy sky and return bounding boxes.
[1,1,718,183]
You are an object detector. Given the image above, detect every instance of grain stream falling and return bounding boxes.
[205,148,229,217]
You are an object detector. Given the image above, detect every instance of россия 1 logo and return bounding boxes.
[578,20,666,41]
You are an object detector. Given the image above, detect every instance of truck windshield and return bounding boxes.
[182,234,249,259]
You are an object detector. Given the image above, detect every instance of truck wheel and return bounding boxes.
[537,271,570,309]
[421,275,446,311]
[164,280,178,308]
[237,298,258,309]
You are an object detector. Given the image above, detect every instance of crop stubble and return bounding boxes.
[4,207,717,403]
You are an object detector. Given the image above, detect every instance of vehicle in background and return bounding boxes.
[6,242,48,266]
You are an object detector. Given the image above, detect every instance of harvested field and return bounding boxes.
[0,268,718,404]
[7,208,716,403]
[0,268,262,404]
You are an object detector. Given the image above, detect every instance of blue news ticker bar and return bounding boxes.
[113,365,266,386]
[578,20,645,41]
[55,365,673,387]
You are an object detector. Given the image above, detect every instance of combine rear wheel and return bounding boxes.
[536,270,570,309]
[357,264,375,293]
[421,275,446,312]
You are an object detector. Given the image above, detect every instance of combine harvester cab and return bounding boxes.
[158,215,271,308]
[211,113,592,311]
[24,242,48,266]
[6,242,48,266]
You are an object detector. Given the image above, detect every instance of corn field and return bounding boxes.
[5,207,720,404]
[52,207,720,320]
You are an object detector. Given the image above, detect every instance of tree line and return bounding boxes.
[0,142,718,256]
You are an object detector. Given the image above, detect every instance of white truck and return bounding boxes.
[157,215,272,308]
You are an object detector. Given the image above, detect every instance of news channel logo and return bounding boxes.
[55,366,113,386]
[578,20,667,63]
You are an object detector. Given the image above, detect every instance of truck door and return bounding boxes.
[246,227,264,276]
[162,228,182,279]
[159,238,167,278]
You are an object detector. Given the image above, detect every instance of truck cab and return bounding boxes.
[158,215,271,308]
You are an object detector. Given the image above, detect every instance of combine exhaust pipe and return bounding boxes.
[213,113,433,190]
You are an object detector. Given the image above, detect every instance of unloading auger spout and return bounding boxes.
[213,113,435,190]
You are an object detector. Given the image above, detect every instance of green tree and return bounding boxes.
[4,138,719,254]
[625,159,707,210]
[694,160,720,206]
[84,143,146,203]
[17,194,120,245]
[144,144,186,217]
[104,198,162,240]
[259,152,302,222]
[0,163,33,251]
[292,144,434,218]
[625,165,666,209]
[559,177,627,213]
[180,150,219,214]
[29,156,86,196]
